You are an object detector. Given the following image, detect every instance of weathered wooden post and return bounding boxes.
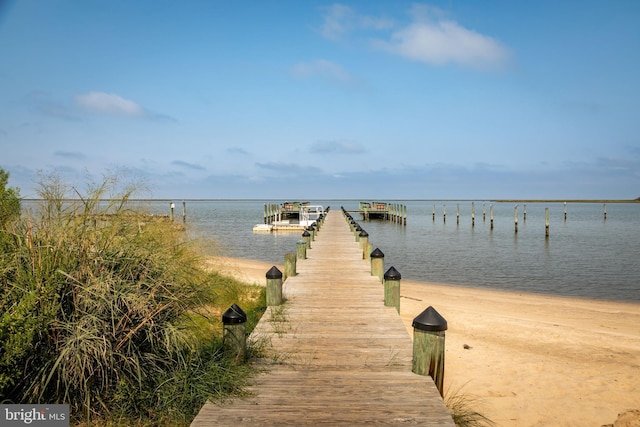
[412,306,447,396]
[456,203,460,225]
[514,204,518,234]
[284,253,296,280]
[432,204,436,222]
[182,201,187,224]
[359,230,369,259]
[564,201,567,221]
[266,266,283,306]
[471,202,475,227]
[403,204,407,225]
[365,242,373,261]
[545,207,550,238]
[443,204,446,223]
[370,248,385,283]
[264,204,268,224]
[490,204,494,230]
[483,203,486,221]
[222,304,247,362]
[384,266,401,314]
[523,203,527,222]
[604,203,607,221]
[302,229,311,250]
[296,240,307,260]
[170,202,175,221]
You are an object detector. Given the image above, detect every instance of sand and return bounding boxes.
[205,256,640,427]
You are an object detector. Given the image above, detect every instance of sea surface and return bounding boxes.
[146,200,640,304]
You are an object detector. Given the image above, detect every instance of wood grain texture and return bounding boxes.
[191,210,455,426]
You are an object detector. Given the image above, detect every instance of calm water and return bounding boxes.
[157,200,640,302]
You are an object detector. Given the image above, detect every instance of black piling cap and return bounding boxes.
[302,230,310,237]
[222,303,247,325]
[266,265,283,279]
[370,247,385,258]
[384,266,401,281]
[412,306,447,332]
[359,230,368,237]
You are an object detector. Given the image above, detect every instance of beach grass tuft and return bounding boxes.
[0,173,266,425]
[445,383,495,427]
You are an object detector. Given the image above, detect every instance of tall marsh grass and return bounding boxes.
[0,175,265,425]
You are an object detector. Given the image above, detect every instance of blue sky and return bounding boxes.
[1,1,639,200]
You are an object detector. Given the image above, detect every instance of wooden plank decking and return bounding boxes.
[191,210,455,426]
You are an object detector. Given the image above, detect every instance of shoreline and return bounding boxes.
[205,256,640,426]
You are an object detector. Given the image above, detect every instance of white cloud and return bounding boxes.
[75,91,145,117]
[291,59,352,83]
[310,140,365,155]
[373,7,510,70]
[319,4,354,40]
[319,3,394,40]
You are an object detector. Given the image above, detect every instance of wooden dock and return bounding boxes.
[191,210,455,426]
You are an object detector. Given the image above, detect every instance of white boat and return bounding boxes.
[253,205,324,232]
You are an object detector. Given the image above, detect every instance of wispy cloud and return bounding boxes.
[319,3,394,40]
[291,59,352,83]
[54,150,86,160]
[172,160,206,171]
[255,162,323,176]
[25,91,79,121]
[75,91,145,117]
[373,5,511,70]
[310,140,366,155]
[226,147,250,155]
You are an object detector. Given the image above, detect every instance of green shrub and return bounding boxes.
[0,174,265,425]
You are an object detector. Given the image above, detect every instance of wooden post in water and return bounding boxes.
[456,203,460,225]
[222,304,247,362]
[170,202,175,221]
[284,253,296,280]
[384,267,401,314]
[370,248,385,283]
[523,203,526,222]
[490,204,494,230]
[404,204,407,225]
[471,202,475,227]
[412,306,447,396]
[296,240,307,260]
[432,204,436,222]
[564,201,567,221]
[182,201,187,224]
[266,266,283,306]
[604,203,607,221]
[483,203,486,222]
[443,204,446,223]
[545,208,550,238]
[514,205,518,234]
[264,204,267,224]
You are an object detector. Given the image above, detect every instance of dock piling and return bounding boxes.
[222,304,247,362]
[384,267,401,314]
[370,247,385,283]
[412,306,448,396]
[266,266,283,306]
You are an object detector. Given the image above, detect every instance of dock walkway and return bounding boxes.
[191,210,455,426]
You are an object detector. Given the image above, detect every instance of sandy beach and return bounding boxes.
[206,256,640,427]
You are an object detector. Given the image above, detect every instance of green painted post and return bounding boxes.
[296,240,307,260]
[284,253,296,280]
[302,230,311,250]
[222,304,247,362]
[359,230,368,256]
[412,306,448,396]
[266,266,283,306]
[370,247,385,283]
[384,266,401,314]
